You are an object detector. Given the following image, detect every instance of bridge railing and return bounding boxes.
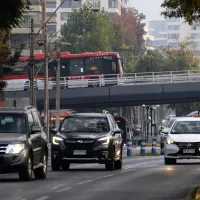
[4,70,200,92]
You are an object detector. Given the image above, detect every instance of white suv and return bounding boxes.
[164,117,200,165]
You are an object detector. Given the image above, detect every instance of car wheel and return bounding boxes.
[114,150,122,170]
[19,154,33,181]
[105,148,115,171]
[61,162,70,171]
[34,152,47,179]
[164,157,176,165]
[51,157,60,171]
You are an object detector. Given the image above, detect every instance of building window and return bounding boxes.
[61,12,70,21]
[108,0,117,8]
[23,12,41,28]
[168,25,180,30]
[46,2,56,8]
[47,23,57,35]
[61,0,81,8]
[168,33,179,40]
[191,33,200,38]
[46,12,57,18]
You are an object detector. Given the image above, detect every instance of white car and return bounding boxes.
[164,117,200,165]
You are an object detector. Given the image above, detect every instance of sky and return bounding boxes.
[129,0,164,22]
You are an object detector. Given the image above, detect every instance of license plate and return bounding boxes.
[183,149,195,154]
[73,150,86,155]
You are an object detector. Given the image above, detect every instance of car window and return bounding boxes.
[166,119,175,128]
[32,111,41,127]
[109,115,117,129]
[27,112,34,129]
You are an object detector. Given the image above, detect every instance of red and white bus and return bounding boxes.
[4,51,123,91]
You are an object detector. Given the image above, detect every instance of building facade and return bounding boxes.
[46,0,126,37]
[149,18,200,56]
[10,0,43,56]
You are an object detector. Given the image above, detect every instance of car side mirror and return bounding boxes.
[31,126,41,134]
[51,128,57,135]
[161,126,164,130]
[113,129,121,136]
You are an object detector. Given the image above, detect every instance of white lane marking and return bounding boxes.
[56,186,72,193]
[145,164,157,168]
[94,174,115,180]
[35,196,49,200]
[121,169,136,173]
[76,179,93,185]
[101,174,115,178]
[52,184,66,190]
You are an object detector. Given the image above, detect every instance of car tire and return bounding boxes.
[51,157,60,171]
[114,150,122,170]
[18,154,33,181]
[61,162,70,171]
[164,157,176,165]
[105,148,115,171]
[34,152,47,179]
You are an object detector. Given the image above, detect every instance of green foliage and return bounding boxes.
[161,0,200,24]
[135,40,200,73]
[0,0,29,29]
[112,7,146,50]
[61,5,123,53]
[135,39,200,116]
[0,29,24,98]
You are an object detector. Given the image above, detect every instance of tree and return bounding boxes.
[0,0,30,29]
[112,8,146,51]
[135,40,200,73]
[0,29,24,99]
[161,0,200,24]
[61,5,123,53]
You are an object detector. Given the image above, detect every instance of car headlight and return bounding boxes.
[5,144,25,154]
[52,136,63,145]
[98,136,110,145]
[166,139,176,144]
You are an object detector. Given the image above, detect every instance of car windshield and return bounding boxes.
[171,121,200,134]
[60,116,109,133]
[0,113,26,133]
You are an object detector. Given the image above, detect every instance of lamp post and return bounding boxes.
[141,104,146,139]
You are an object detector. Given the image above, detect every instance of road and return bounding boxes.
[0,155,200,200]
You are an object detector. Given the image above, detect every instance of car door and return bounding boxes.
[108,115,122,159]
[31,110,44,163]
[27,111,41,165]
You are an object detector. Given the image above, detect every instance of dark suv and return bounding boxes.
[0,106,48,181]
[51,113,123,171]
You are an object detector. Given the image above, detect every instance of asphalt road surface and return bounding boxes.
[0,156,200,200]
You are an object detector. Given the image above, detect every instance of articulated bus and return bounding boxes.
[4,51,123,91]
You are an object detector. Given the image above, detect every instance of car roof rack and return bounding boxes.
[103,110,109,114]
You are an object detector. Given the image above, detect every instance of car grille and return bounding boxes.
[65,139,95,149]
[0,144,8,154]
[176,142,200,149]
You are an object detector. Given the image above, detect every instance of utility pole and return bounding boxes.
[44,24,49,141]
[55,41,60,129]
[29,18,35,106]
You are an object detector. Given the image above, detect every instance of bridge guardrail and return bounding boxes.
[4,70,200,92]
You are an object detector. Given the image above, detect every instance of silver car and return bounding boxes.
[164,117,200,165]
